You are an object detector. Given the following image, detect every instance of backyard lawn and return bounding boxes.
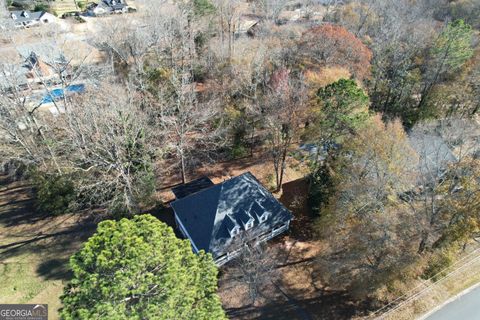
[0,175,95,319]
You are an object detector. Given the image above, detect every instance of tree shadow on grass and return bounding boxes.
[0,193,47,228]
[0,176,48,228]
[0,220,97,282]
[37,257,73,281]
[1,222,96,255]
[0,173,96,265]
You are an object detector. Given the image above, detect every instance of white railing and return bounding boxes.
[215,223,290,266]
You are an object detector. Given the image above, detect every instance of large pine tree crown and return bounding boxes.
[60,214,226,320]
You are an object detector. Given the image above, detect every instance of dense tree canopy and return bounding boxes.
[61,215,226,320]
[306,78,370,146]
[299,24,373,81]
[434,158,480,248]
[2,0,480,313]
[419,19,475,115]
[314,115,419,298]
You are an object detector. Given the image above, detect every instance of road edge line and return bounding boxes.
[416,281,480,320]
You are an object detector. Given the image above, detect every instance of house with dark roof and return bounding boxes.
[9,10,56,28]
[409,124,459,184]
[171,172,293,266]
[410,132,457,174]
[87,0,128,16]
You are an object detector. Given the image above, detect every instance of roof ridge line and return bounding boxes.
[206,180,226,251]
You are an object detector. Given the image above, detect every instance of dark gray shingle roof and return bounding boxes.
[171,176,214,199]
[104,0,127,9]
[171,172,292,258]
[10,10,44,24]
[409,130,458,176]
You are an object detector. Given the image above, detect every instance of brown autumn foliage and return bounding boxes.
[316,114,419,299]
[298,24,373,82]
[304,66,351,90]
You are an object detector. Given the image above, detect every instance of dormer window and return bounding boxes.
[225,214,241,237]
[22,11,29,18]
[251,200,270,224]
[230,226,240,237]
[259,212,269,223]
[11,13,17,20]
[238,209,255,231]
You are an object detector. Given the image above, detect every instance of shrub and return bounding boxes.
[230,144,248,159]
[193,63,207,82]
[193,0,215,16]
[76,1,86,10]
[34,173,76,215]
[33,3,49,12]
[308,164,335,215]
[422,249,455,281]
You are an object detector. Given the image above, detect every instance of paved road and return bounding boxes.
[426,285,480,320]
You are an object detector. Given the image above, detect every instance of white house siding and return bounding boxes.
[214,220,291,266]
[39,13,56,24]
[173,217,291,266]
[93,7,108,15]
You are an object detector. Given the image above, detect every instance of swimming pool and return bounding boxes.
[40,84,85,104]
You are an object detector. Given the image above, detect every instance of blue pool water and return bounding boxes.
[40,84,85,104]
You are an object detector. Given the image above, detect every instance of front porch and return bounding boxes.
[214,221,291,266]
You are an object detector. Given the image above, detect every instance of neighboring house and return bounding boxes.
[9,10,56,28]
[87,0,128,16]
[410,131,458,177]
[1,47,69,89]
[409,122,460,182]
[235,15,260,37]
[2,51,63,89]
[23,52,57,83]
[171,172,293,266]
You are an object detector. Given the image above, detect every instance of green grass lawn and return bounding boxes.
[0,262,64,315]
[0,176,95,319]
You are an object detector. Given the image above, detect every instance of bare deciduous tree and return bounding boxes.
[231,241,277,304]
[254,0,288,23]
[0,0,13,33]
[63,85,159,214]
[146,8,222,184]
[0,63,63,174]
[212,0,241,63]
[404,118,479,253]
[264,69,307,191]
